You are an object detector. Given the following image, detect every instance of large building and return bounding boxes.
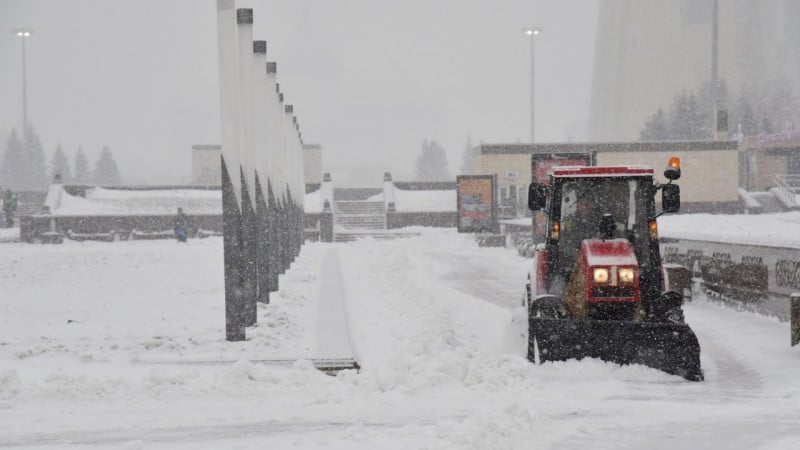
[589,0,800,141]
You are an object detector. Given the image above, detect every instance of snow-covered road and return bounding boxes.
[1,229,799,449]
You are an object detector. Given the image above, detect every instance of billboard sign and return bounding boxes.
[457,175,496,233]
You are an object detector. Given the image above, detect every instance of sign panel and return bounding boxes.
[457,175,496,233]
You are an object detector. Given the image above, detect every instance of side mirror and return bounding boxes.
[527,184,548,211]
[662,184,680,214]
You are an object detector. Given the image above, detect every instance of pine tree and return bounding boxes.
[685,93,708,139]
[92,146,121,186]
[669,91,692,139]
[74,147,90,184]
[1,126,48,190]
[22,124,48,190]
[51,143,72,183]
[1,129,25,189]
[415,140,450,181]
[640,107,669,141]
[697,78,728,137]
[738,95,758,136]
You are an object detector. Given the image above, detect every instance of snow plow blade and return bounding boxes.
[529,318,703,381]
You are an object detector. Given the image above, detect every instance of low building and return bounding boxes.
[470,141,740,214]
[191,143,323,186]
[739,130,800,192]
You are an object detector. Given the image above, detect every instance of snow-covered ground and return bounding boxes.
[1,225,799,449]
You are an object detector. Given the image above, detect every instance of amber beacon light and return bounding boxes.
[664,157,681,180]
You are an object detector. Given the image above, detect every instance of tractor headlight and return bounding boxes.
[593,267,609,283]
[618,267,635,284]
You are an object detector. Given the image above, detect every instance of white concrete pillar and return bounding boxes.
[252,40,270,202]
[216,0,241,207]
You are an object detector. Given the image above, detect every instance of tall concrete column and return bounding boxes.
[253,40,270,305]
[216,0,245,341]
[236,8,258,327]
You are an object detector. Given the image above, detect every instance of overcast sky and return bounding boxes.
[0,0,598,186]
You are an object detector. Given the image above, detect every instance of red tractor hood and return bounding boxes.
[582,239,638,267]
[580,239,640,303]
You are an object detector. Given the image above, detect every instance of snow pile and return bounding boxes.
[43,184,63,212]
[659,211,800,248]
[46,186,324,216]
[51,187,222,216]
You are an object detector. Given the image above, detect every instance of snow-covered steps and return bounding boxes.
[749,191,786,213]
[334,200,386,231]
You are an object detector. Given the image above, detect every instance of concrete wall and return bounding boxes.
[387,212,456,229]
[393,181,457,190]
[662,237,799,321]
[21,214,223,243]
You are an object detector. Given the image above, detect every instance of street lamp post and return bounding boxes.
[524,27,542,143]
[13,28,33,129]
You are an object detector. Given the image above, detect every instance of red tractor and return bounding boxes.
[525,158,703,381]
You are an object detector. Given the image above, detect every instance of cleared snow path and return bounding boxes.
[315,249,358,361]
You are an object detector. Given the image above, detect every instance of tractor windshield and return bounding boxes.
[560,178,645,237]
[552,176,651,290]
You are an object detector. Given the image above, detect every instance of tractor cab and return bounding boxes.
[523,158,702,381]
[528,164,681,316]
[534,168,659,302]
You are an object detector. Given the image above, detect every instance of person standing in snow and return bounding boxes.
[174,207,190,242]
[3,190,18,228]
